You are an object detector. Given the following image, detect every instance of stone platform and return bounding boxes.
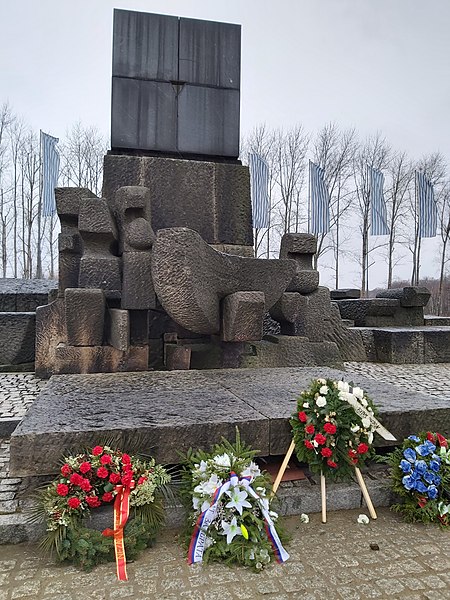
[10,367,450,477]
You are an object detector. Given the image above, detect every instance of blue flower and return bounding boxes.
[414,480,428,494]
[423,471,435,484]
[403,448,417,463]
[408,435,420,442]
[417,441,436,456]
[429,460,441,472]
[433,475,441,486]
[414,460,427,475]
[402,475,415,491]
[399,459,412,473]
[410,468,421,480]
[427,485,438,500]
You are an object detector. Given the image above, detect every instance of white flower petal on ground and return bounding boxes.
[316,396,327,408]
[225,487,252,515]
[300,513,309,523]
[221,516,243,544]
[357,514,370,524]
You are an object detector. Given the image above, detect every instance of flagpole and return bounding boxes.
[308,160,311,234]
[36,130,44,279]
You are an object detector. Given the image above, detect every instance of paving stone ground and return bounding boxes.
[0,508,448,599]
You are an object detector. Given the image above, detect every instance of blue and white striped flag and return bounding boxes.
[416,172,437,238]
[309,161,330,234]
[249,153,270,228]
[369,167,389,236]
[41,130,60,216]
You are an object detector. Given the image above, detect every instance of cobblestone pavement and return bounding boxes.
[345,363,450,401]
[0,508,448,599]
[0,374,45,420]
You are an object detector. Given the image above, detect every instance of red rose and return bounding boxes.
[437,433,448,448]
[80,478,92,492]
[357,443,369,454]
[121,474,133,486]
[324,423,337,435]
[67,497,81,509]
[70,473,83,486]
[327,460,338,468]
[121,453,131,464]
[61,464,71,478]
[348,449,357,458]
[298,412,308,423]
[92,446,103,456]
[305,424,315,435]
[426,432,436,443]
[56,483,69,496]
[418,497,428,508]
[97,467,109,479]
[100,454,112,465]
[321,447,333,458]
[79,461,91,474]
[314,433,326,445]
[122,463,133,473]
[109,472,121,484]
[86,496,101,508]
[304,440,314,449]
[138,476,147,485]
[102,492,114,502]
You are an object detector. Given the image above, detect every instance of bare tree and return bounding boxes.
[59,122,106,195]
[353,133,391,295]
[312,124,358,286]
[384,151,414,287]
[8,119,24,277]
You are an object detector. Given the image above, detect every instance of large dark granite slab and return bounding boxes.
[10,367,450,477]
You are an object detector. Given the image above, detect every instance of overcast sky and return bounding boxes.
[1,0,449,288]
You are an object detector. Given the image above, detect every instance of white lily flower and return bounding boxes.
[316,396,327,408]
[357,514,370,525]
[300,513,309,523]
[319,385,329,395]
[213,453,232,468]
[352,386,364,399]
[221,516,243,544]
[194,473,222,496]
[241,461,261,480]
[225,487,252,515]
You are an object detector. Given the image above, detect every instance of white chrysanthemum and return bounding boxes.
[352,386,364,399]
[319,385,329,395]
[317,378,327,385]
[303,402,310,408]
[316,396,327,408]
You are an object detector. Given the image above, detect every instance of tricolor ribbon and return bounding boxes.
[102,483,134,581]
[188,472,289,565]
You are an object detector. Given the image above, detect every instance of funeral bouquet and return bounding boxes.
[291,378,379,481]
[388,432,450,527]
[33,445,171,577]
[180,431,289,571]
